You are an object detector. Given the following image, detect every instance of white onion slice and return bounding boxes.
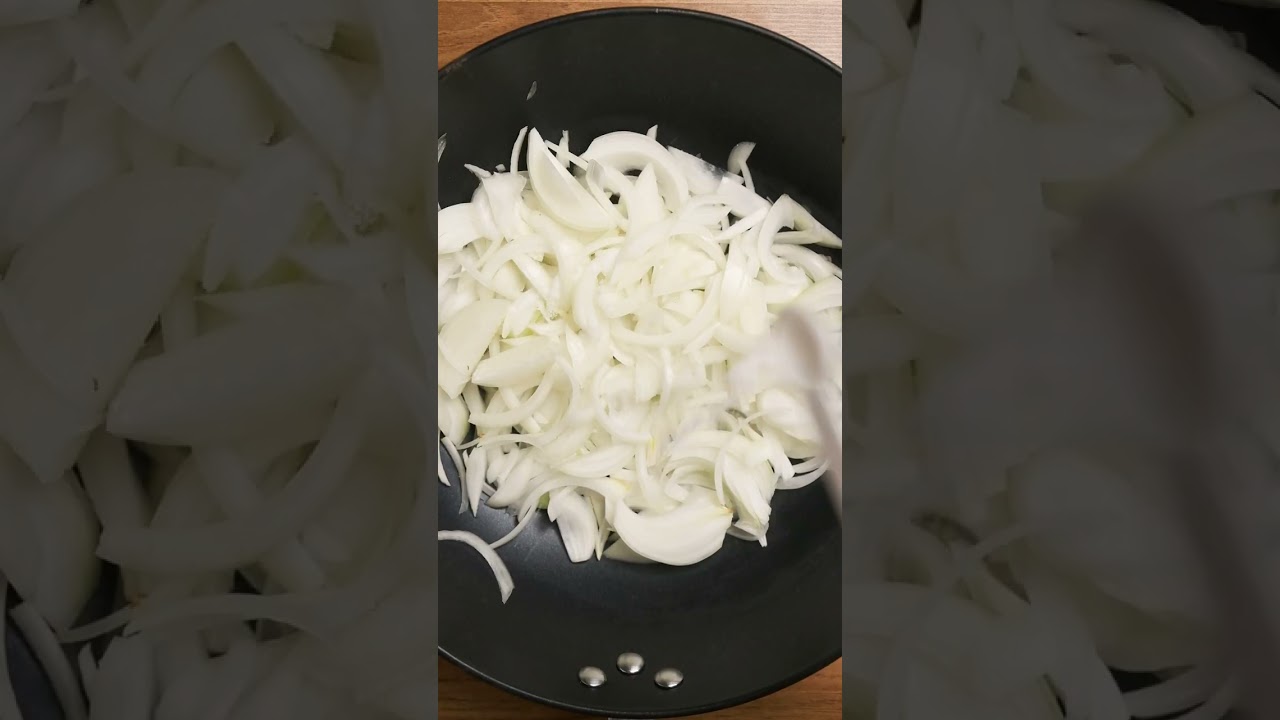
[87,636,154,720]
[439,531,514,603]
[10,602,88,720]
[611,488,733,566]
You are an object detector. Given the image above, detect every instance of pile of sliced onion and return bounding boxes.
[838,0,1280,719]
[4,0,1279,717]
[0,0,435,718]
[435,126,844,584]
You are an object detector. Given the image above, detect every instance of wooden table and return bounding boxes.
[438,0,841,68]
[438,1,842,717]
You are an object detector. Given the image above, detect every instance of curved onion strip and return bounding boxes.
[438,531,514,603]
[10,602,88,720]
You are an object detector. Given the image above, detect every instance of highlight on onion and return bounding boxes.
[0,0,434,718]
[435,126,844,595]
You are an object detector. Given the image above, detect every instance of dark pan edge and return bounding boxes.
[437,6,842,80]
[437,6,843,718]
[440,638,842,719]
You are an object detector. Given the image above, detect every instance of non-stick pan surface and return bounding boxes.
[438,8,841,718]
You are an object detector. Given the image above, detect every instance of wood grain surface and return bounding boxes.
[438,0,841,68]
[438,1,841,717]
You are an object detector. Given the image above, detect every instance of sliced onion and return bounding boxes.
[611,488,733,565]
[438,531,514,603]
[10,602,88,720]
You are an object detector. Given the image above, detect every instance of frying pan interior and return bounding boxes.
[438,8,842,718]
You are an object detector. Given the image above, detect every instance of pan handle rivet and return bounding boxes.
[617,653,645,675]
[579,666,606,688]
[654,668,684,689]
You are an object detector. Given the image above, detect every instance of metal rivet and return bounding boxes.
[579,666,606,688]
[617,652,644,675]
[654,668,684,689]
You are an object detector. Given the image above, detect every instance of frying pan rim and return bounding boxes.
[437,6,842,78]
[437,6,843,717]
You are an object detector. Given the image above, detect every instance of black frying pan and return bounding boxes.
[437,8,842,718]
